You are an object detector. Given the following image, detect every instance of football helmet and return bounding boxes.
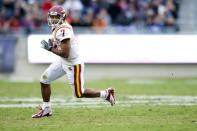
[48,5,66,29]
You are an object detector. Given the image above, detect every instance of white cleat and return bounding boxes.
[32,105,52,118]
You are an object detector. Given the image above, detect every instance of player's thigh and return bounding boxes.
[66,63,84,98]
[40,60,66,84]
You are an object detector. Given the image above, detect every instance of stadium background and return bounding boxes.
[1,0,197,130]
[0,0,197,81]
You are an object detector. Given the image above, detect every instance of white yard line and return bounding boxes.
[125,95,197,100]
[128,79,165,84]
[0,95,197,108]
[1,95,197,101]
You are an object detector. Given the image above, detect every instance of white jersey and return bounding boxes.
[52,22,82,65]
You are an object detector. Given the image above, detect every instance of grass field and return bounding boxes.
[0,78,197,130]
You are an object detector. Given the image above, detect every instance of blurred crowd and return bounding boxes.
[0,0,180,34]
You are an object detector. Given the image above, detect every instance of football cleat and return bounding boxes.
[106,88,115,106]
[32,105,52,118]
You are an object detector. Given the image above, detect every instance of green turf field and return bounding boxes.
[0,78,197,130]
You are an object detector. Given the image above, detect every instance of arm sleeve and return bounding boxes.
[55,28,72,41]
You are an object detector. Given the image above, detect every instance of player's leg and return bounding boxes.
[40,60,66,105]
[40,82,51,110]
[41,83,50,102]
[83,88,115,106]
[32,59,66,118]
[83,88,100,97]
[66,63,84,98]
[67,63,115,106]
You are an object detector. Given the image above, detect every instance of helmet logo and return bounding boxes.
[50,11,57,15]
[61,10,66,14]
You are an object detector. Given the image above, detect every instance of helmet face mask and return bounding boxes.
[48,6,66,29]
[48,13,63,28]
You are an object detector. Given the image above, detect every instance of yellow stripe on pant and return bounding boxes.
[75,64,82,98]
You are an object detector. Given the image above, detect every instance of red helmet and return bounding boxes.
[48,5,66,28]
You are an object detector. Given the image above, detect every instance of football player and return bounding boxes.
[32,5,115,118]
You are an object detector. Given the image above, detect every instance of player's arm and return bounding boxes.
[51,39,71,58]
[41,27,72,58]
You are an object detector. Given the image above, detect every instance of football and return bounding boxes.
[49,38,57,48]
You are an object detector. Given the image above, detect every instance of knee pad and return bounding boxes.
[40,73,50,85]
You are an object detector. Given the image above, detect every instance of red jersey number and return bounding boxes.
[60,29,65,37]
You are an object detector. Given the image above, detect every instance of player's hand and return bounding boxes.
[41,40,52,51]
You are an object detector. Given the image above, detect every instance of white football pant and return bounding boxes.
[40,59,84,98]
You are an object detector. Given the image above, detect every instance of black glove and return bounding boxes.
[41,40,52,51]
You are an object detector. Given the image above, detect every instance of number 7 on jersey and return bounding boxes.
[61,29,65,37]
